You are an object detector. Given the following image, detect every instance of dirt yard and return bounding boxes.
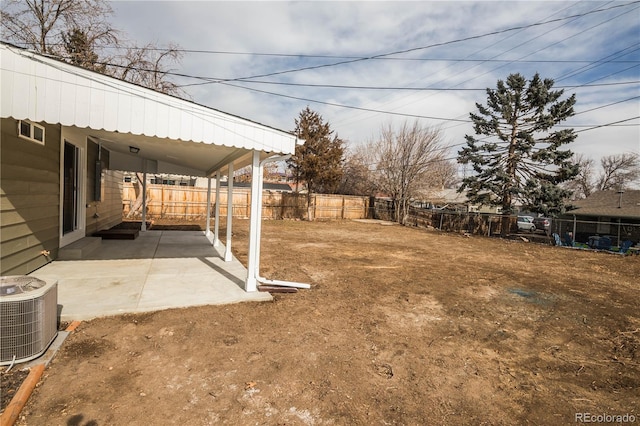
[5,219,640,425]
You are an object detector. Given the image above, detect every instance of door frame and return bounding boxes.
[59,128,87,247]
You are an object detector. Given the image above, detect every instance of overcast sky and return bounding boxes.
[109,1,639,171]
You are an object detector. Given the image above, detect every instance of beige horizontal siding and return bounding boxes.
[86,169,124,235]
[1,193,60,210]
[0,163,59,183]
[1,216,59,241]
[1,118,60,275]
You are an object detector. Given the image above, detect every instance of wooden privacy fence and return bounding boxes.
[122,183,370,220]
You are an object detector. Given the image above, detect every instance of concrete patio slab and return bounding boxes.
[29,231,271,321]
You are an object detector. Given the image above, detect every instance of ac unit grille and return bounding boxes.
[0,276,58,365]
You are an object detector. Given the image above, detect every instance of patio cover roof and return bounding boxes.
[0,42,299,176]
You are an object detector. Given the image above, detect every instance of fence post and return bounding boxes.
[313,194,317,221]
[369,197,375,219]
[184,188,188,220]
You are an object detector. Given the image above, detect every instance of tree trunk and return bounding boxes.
[126,172,145,218]
[306,192,314,221]
[500,214,511,238]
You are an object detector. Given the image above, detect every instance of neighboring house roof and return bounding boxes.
[428,188,469,205]
[0,42,299,176]
[567,190,640,219]
[426,188,525,207]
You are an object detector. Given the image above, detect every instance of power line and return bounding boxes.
[219,81,472,123]
[555,44,640,82]
[54,54,637,133]
[220,80,640,130]
[29,43,640,64]
[208,79,640,92]
[176,1,640,87]
[574,115,640,133]
[75,55,640,91]
[41,52,640,93]
[319,0,638,136]
[60,0,635,65]
[573,96,640,116]
[426,1,624,97]
[333,0,591,132]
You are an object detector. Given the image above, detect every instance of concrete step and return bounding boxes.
[58,237,102,260]
[93,229,139,240]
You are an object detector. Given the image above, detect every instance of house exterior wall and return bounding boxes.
[1,118,61,275]
[0,119,125,275]
[85,140,123,235]
[87,169,124,234]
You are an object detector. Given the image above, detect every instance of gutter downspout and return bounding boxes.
[246,151,310,291]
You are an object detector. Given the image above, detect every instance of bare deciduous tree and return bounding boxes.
[111,43,184,96]
[337,144,376,196]
[596,153,639,192]
[564,153,595,199]
[565,152,639,198]
[2,0,183,96]
[427,153,458,190]
[235,161,283,184]
[1,0,117,54]
[126,173,147,218]
[372,122,450,225]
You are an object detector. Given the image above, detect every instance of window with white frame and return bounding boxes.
[18,120,45,144]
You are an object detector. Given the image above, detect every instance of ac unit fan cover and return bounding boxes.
[0,276,58,365]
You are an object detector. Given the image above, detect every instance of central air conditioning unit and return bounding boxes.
[0,276,58,365]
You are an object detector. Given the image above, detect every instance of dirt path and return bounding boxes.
[9,220,640,425]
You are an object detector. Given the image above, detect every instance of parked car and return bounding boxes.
[533,217,551,234]
[517,216,536,232]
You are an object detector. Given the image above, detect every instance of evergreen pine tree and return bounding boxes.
[458,73,578,235]
[288,107,345,219]
[62,28,106,73]
[288,107,344,194]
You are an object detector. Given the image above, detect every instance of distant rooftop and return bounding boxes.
[569,190,640,219]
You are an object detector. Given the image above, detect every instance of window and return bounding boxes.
[18,120,45,144]
[597,217,611,234]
